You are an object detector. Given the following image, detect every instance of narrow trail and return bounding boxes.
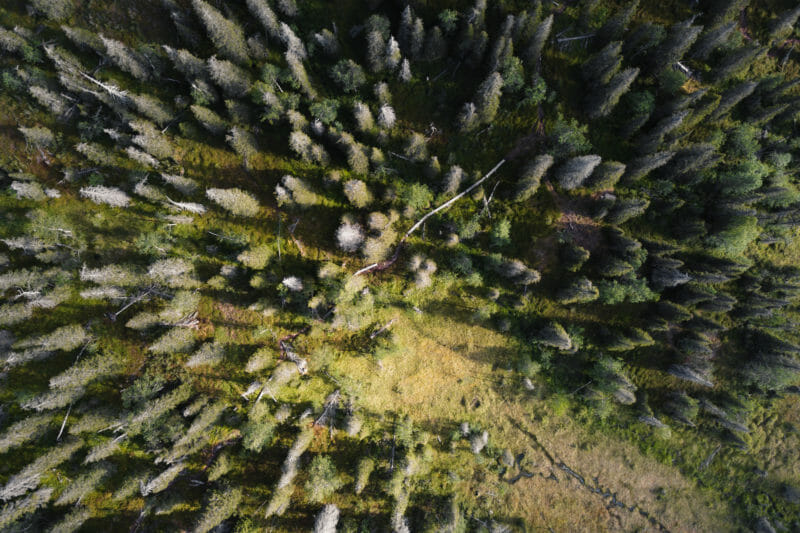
[508,416,672,532]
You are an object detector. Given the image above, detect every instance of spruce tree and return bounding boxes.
[191,0,249,64]
[474,72,504,125]
[555,155,602,190]
[690,21,736,61]
[514,154,553,201]
[595,0,639,44]
[586,67,639,120]
[582,41,622,85]
[523,14,552,68]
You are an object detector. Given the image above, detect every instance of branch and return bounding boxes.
[370,318,397,339]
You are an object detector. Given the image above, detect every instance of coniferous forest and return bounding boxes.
[1,0,800,530]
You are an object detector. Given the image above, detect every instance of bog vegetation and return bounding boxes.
[1,0,800,531]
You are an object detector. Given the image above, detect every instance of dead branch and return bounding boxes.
[370,318,397,339]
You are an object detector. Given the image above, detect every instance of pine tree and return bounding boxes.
[80,186,131,207]
[586,67,639,120]
[18,125,55,149]
[523,14,552,67]
[330,59,366,94]
[343,179,373,208]
[582,41,622,85]
[386,36,402,70]
[514,154,552,201]
[353,101,374,131]
[555,155,602,190]
[141,464,185,496]
[336,219,365,252]
[537,322,572,351]
[194,485,243,533]
[30,0,75,20]
[377,104,396,129]
[649,19,703,71]
[275,175,321,207]
[404,132,428,162]
[557,277,600,304]
[770,6,800,41]
[606,197,649,224]
[474,72,504,125]
[191,0,249,64]
[191,104,227,135]
[587,161,625,190]
[710,80,758,120]
[409,17,425,61]
[207,56,251,98]
[690,21,736,61]
[29,86,69,117]
[206,188,260,217]
[313,504,340,533]
[711,45,767,83]
[366,30,386,73]
[354,457,375,495]
[55,464,110,505]
[596,0,639,44]
[423,26,446,62]
[0,413,51,454]
[0,438,83,501]
[100,35,150,80]
[398,58,412,82]
[227,127,259,167]
[442,165,464,195]
[623,151,674,183]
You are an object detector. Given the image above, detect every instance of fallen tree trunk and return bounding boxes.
[354,158,507,277]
